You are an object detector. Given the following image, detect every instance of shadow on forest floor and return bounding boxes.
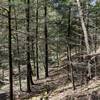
[9,64,100,100]
[19,65,70,99]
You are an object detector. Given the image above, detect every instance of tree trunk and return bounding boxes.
[69,46,76,90]
[44,0,49,78]
[67,7,75,90]
[13,4,22,91]
[8,0,13,99]
[26,0,32,92]
[36,0,39,80]
[77,0,92,79]
[31,41,36,76]
[76,0,90,54]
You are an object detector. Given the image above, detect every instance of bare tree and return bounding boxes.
[76,0,90,54]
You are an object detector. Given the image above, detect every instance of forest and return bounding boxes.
[0,0,100,100]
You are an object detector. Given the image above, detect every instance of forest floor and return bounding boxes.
[0,63,100,100]
[26,65,100,100]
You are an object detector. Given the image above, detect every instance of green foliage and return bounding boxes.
[61,0,69,3]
